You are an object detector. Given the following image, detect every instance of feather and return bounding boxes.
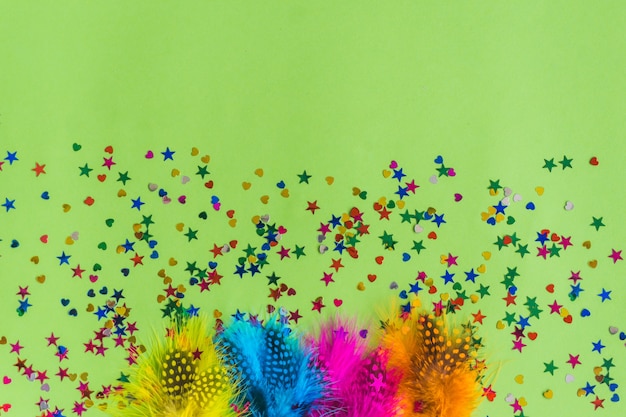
[107,312,243,417]
[381,310,486,417]
[217,315,325,417]
[307,317,402,417]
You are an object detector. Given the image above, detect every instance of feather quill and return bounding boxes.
[107,313,242,417]
[381,310,486,417]
[307,318,402,417]
[217,315,325,417]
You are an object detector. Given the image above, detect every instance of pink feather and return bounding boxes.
[307,318,402,417]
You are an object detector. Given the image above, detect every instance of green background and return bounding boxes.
[1,1,625,416]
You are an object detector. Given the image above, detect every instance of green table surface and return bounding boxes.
[1,1,625,416]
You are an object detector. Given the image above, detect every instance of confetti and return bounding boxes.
[0,143,624,417]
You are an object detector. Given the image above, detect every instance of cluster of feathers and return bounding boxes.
[107,306,487,417]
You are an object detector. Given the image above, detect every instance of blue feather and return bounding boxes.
[218,315,326,417]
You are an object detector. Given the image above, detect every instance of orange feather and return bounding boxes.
[381,311,487,417]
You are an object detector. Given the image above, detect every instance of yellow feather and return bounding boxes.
[106,314,244,417]
[382,311,486,417]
